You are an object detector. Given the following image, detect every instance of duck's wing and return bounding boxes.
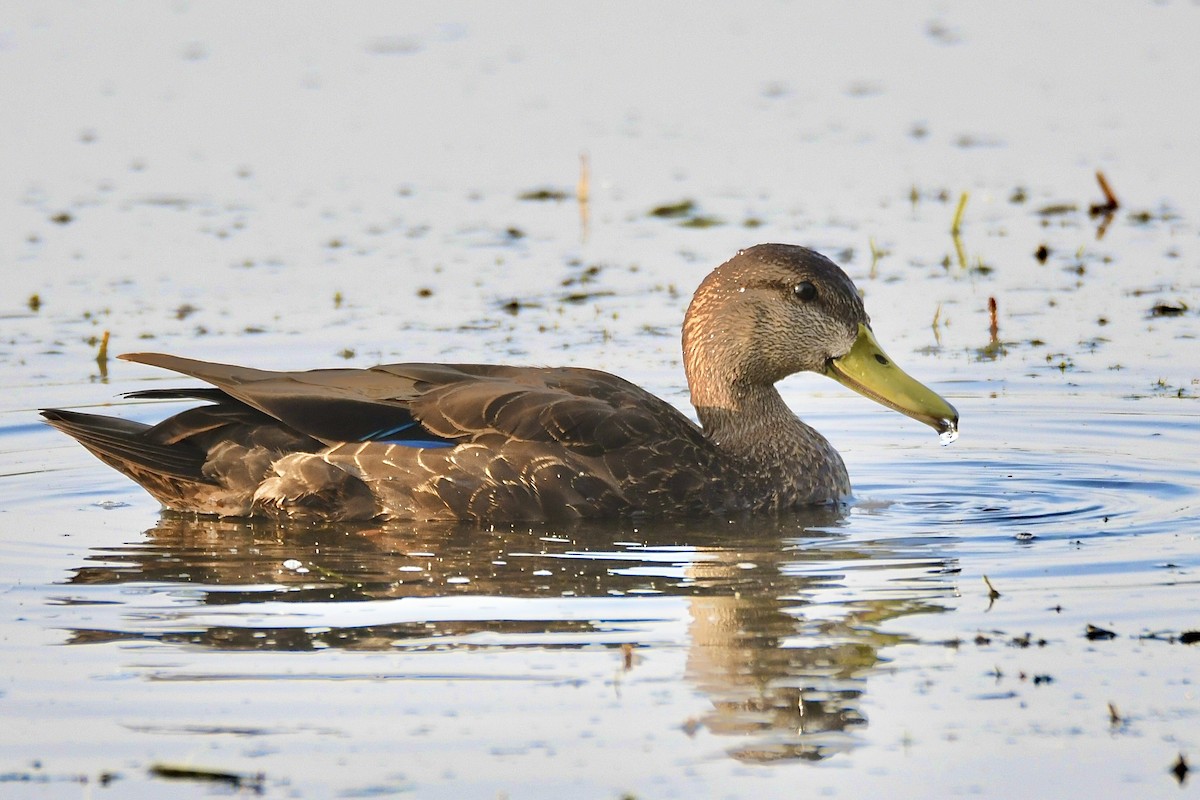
[120,353,454,447]
[114,354,731,520]
[46,353,734,520]
[119,354,709,455]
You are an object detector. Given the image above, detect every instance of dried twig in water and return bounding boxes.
[982,574,1001,600]
[1090,170,1120,215]
[988,297,999,343]
[577,152,591,242]
[576,152,590,204]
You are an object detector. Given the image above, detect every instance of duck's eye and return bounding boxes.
[793,281,817,302]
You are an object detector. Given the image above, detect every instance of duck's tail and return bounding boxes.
[41,408,217,510]
[42,409,208,480]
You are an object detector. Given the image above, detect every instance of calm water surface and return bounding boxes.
[2,2,1199,798]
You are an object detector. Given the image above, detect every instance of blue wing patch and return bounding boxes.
[360,420,456,448]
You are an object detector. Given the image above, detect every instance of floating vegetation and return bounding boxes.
[1150,378,1195,399]
[1149,301,1188,317]
[680,215,722,228]
[649,199,696,219]
[561,290,614,304]
[1041,352,1076,372]
[1008,632,1046,648]
[954,133,1003,148]
[1037,203,1077,217]
[561,264,602,287]
[648,199,723,229]
[1034,244,1050,263]
[149,764,264,792]
[28,293,42,312]
[500,298,542,315]
[518,188,568,201]
[50,211,73,225]
[1085,624,1117,641]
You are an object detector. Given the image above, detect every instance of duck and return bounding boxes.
[42,243,958,522]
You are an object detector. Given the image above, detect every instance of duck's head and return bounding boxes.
[683,243,958,438]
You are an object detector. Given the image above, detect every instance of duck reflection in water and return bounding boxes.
[63,511,957,763]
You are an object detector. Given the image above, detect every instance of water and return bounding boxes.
[3,2,1199,798]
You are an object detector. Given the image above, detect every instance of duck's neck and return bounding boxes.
[693,382,822,463]
[689,374,850,507]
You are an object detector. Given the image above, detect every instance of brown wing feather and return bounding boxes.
[120,354,710,454]
[116,354,741,519]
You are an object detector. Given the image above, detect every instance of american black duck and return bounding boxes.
[43,244,958,522]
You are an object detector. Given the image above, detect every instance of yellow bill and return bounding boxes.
[824,323,959,442]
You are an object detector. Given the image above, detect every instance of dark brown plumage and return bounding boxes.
[42,244,958,522]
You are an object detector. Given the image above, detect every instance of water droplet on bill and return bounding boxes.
[938,420,959,446]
